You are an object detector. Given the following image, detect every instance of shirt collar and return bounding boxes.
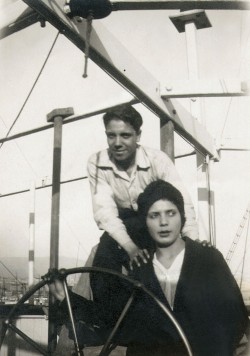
[135,145,151,169]
[152,254,168,274]
[152,248,185,273]
[96,145,151,170]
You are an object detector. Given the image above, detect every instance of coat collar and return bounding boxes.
[134,237,195,311]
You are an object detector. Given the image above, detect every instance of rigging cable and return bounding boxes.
[0,115,37,177]
[0,260,24,287]
[74,242,81,284]
[217,12,246,147]
[226,203,250,265]
[239,208,250,289]
[0,31,60,151]
[60,212,90,260]
[233,259,242,278]
[217,97,233,146]
[205,156,216,246]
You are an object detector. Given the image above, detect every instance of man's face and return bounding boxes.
[105,119,141,164]
[146,199,182,248]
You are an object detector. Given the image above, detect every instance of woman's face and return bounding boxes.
[146,199,182,248]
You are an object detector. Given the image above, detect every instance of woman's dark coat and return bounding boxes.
[56,238,248,355]
[117,238,248,355]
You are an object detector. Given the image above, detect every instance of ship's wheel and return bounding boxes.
[0,266,193,356]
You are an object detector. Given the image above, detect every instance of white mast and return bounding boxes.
[28,181,35,287]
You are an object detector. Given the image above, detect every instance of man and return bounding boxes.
[87,104,198,271]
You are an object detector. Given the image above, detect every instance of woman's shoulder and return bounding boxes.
[185,237,224,263]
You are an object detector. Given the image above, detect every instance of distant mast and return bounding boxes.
[28,181,35,287]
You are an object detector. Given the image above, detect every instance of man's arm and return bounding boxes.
[154,151,199,240]
[87,156,142,261]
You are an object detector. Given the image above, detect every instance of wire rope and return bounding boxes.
[218,12,248,145]
[239,209,250,289]
[0,31,60,151]
[0,115,38,177]
[0,260,24,286]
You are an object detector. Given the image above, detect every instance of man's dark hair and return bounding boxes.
[103,105,143,133]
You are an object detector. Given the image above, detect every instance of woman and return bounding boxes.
[53,180,248,355]
[117,180,249,355]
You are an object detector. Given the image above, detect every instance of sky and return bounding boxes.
[0,1,250,293]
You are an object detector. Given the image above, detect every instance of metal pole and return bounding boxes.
[28,181,36,287]
[160,120,175,162]
[185,21,200,120]
[46,107,74,354]
[170,10,213,242]
[50,115,63,270]
[186,21,210,242]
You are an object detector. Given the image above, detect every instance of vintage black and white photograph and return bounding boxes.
[0,0,250,355]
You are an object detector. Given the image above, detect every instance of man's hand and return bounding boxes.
[122,240,150,270]
[49,279,65,302]
[195,239,214,248]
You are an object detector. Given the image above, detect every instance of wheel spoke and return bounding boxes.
[99,289,136,356]
[8,323,48,355]
[62,279,84,356]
